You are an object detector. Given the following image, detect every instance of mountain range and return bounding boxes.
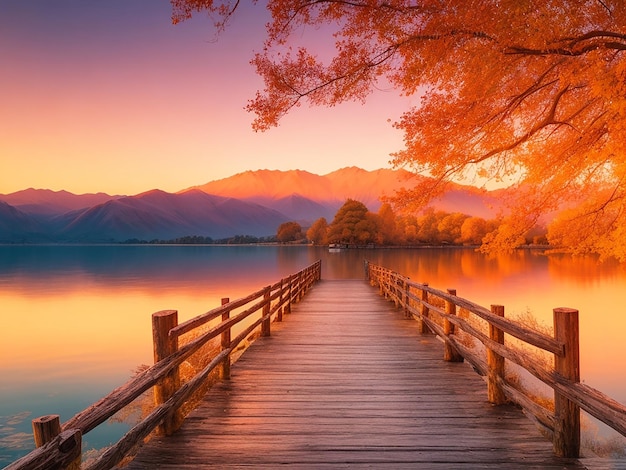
[0,167,504,243]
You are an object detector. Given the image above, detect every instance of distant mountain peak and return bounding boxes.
[0,188,121,217]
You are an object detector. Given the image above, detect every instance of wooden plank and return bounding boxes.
[125,280,586,469]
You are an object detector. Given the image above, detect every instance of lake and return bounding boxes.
[1,244,625,465]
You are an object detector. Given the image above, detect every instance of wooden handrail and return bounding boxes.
[4,430,82,470]
[366,260,626,459]
[8,260,322,470]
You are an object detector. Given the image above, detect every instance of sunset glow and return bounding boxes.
[0,1,407,196]
[3,1,626,465]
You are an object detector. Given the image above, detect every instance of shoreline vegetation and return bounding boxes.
[0,239,551,250]
[91,198,553,250]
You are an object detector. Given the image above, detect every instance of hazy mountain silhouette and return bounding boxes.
[187,167,503,220]
[242,194,336,224]
[1,188,119,219]
[56,190,289,242]
[0,167,504,243]
[0,201,47,242]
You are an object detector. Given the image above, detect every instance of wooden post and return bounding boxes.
[298,272,304,301]
[487,305,506,404]
[418,283,432,334]
[221,298,231,380]
[403,280,411,319]
[393,275,400,308]
[443,289,464,362]
[285,275,292,314]
[32,415,61,448]
[152,309,182,436]
[277,279,284,322]
[32,415,81,470]
[384,271,390,299]
[262,286,271,337]
[553,307,580,458]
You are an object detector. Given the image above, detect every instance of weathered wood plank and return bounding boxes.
[125,280,587,469]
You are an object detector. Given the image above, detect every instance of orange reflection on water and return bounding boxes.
[2,292,150,379]
[0,286,253,387]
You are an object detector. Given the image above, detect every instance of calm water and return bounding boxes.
[1,245,625,464]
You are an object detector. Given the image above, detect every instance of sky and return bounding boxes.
[0,1,414,196]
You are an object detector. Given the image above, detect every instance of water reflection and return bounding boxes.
[1,245,321,294]
[0,245,625,464]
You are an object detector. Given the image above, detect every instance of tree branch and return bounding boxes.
[505,30,626,56]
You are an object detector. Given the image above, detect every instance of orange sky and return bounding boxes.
[0,1,413,196]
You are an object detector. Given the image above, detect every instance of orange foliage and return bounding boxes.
[172,0,626,260]
[547,184,626,261]
[460,217,489,245]
[306,217,329,245]
[377,203,401,245]
[276,221,303,243]
[327,199,379,245]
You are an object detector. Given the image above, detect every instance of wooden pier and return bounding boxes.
[124,279,585,469]
[9,260,625,470]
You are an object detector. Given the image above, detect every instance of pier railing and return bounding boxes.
[366,261,626,459]
[7,260,322,470]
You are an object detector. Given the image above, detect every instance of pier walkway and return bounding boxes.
[125,279,585,469]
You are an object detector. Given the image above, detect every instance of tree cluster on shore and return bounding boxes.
[122,198,547,249]
[277,199,543,248]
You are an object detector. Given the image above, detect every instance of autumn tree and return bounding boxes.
[276,221,303,243]
[396,214,418,245]
[416,209,444,244]
[172,1,626,260]
[460,217,490,246]
[306,217,328,245]
[437,213,470,244]
[358,212,381,244]
[377,203,402,245]
[327,199,377,245]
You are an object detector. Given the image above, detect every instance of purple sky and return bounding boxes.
[1,1,410,195]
